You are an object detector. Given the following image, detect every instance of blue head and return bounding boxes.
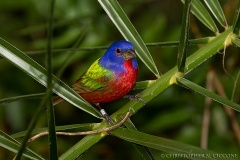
[99,40,138,74]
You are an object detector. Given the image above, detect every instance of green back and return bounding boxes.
[73,59,113,92]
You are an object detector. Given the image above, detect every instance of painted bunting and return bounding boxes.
[53,40,138,120]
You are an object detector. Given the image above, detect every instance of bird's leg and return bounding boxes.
[123,94,146,105]
[95,103,114,125]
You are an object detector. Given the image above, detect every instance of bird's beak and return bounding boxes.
[123,49,136,60]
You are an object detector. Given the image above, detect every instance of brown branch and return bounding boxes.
[211,70,240,144]
[201,70,214,149]
[27,112,130,144]
[13,112,130,160]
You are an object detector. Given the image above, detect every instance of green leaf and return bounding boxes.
[0,131,45,160]
[23,37,213,56]
[178,0,192,72]
[46,0,58,158]
[146,37,213,47]
[134,80,156,90]
[176,77,240,112]
[59,134,104,160]
[111,127,225,160]
[98,0,159,77]
[116,114,155,160]
[232,37,240,47]
[0,37,101,119]
[203,0,228,28]
[181,0,218,33]
[0,93,45,104]
[185,27,232,72]
[141,109,192,132]
[15,95,50,159]
[232,0,240,35]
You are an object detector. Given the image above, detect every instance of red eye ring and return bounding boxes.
[116,48,121,54]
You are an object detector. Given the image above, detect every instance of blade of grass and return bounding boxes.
[211,70,240,144]
[116,114,155,160]
[22,37,213,55]
[46,0,58,158]
[0,93,45,104]
[185,27,232,72]
[133,80,156,90]
[147,37,214,48]
[0,131,45,160]
[0,37,101,118]
[141,109,192,132]
[232,0,240,35]
[111,127,226,160]
[176,77,240,112]
[203,0,228,28]
[177,0,192,72]
[59,133,104,160]
[232,37,240,47]
[181,0,218,33]
[98,0,159,77]
[14,95,48,159]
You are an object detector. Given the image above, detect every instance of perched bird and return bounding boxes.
[53,40,138,119]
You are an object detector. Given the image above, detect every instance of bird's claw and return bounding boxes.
[100,109,114,125]
[123,94,146,105]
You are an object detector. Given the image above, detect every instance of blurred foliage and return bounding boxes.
[0,0,239,159]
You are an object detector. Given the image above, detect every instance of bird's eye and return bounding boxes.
[115,48,121,55]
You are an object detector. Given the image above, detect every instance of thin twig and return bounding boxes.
[231,69,240,101]
[200,69,214,149]
[23,38,212,55]
[27,112,130,144]
[212,71,240,144]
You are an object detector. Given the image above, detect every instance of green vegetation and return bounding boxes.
[0,0,239,159]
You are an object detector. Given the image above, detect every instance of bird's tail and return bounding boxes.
[53,97,64,106]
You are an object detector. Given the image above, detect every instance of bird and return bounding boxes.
[53,40,139,121]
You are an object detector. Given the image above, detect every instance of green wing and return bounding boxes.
[72,59,113,93]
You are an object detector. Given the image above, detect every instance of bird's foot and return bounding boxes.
[99,108,114,125]
[123,94,146,105]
